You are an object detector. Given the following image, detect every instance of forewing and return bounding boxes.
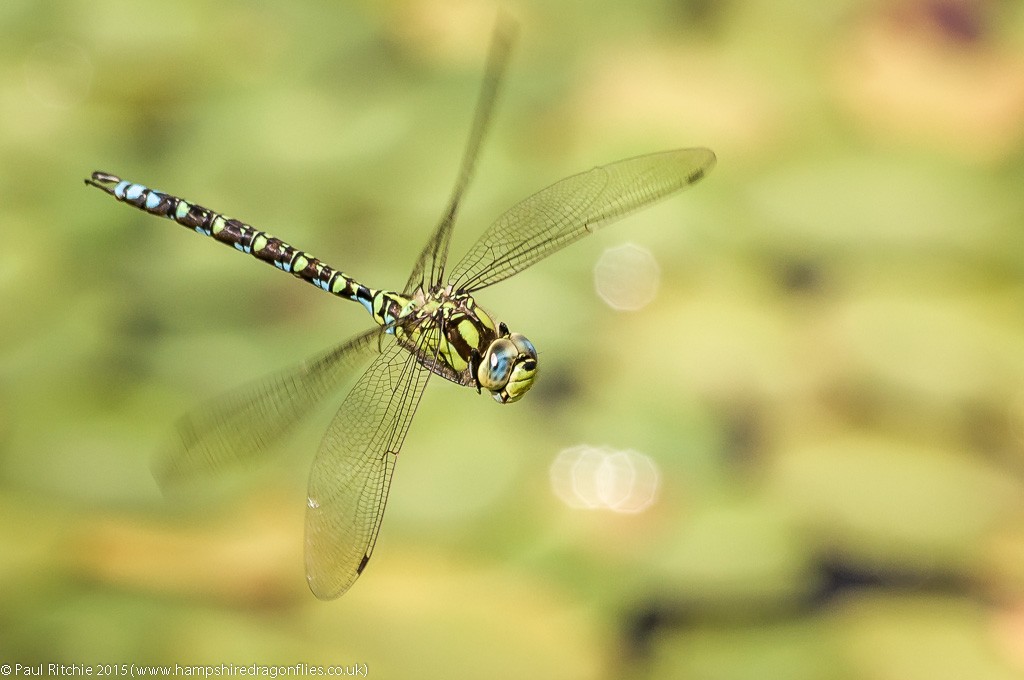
[154,326,385,491]
[304,323,437,599]
[449,148,716,292]
[403,15,517,294]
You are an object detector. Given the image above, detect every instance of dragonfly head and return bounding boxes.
[477,330,538,404]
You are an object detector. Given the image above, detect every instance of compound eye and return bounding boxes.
[495,332,539,404]
[477,338,517,392]
[508,333,537,362]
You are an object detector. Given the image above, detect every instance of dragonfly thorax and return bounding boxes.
[389,287,537,403]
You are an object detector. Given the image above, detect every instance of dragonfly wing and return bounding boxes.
[154,326,385,491]
[304,323,437,599]
[449,148,716,292]
[402,15,517,294]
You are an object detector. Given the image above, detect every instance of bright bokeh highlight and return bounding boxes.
[592,242,661,311]
[549,444,660,513]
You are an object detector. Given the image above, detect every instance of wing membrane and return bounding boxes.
[304,324,437,599]
[154,326,385,490]
[449,148,716,292]
[403,15,517,294]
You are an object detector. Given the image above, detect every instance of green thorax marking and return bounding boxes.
[373,287,499,387]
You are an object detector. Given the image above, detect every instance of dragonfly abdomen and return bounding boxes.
[86,172,377,310]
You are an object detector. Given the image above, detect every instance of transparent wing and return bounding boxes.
[154,326,385,491]
[304,323,437,599]
[403,14,517,294]
[449,148,716,293]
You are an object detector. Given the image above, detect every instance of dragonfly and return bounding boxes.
[85,21,715,599]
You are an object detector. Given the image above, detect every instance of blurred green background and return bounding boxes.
[3,0,1024,677]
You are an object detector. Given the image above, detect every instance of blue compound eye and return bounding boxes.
[478,338,516,392]
[501,332,538,404]
[476,332,539,404]
[509,333,537,361]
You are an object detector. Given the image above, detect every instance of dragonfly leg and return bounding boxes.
[469,347,484,394]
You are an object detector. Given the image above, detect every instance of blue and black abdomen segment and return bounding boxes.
[86,172,379,313]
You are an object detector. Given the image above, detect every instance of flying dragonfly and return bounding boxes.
[85,21,715,599]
